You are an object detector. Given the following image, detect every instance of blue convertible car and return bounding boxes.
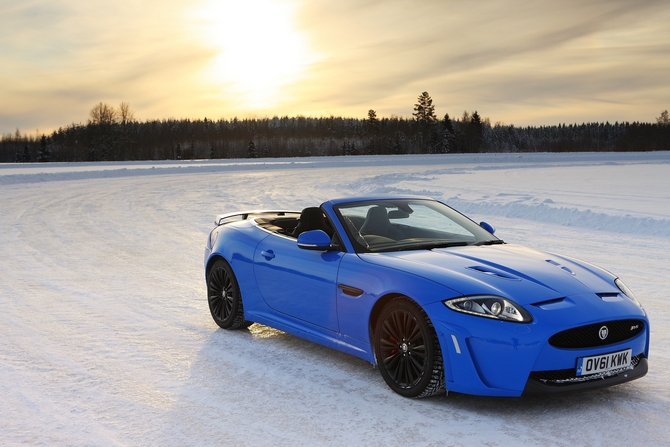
[204,196,649,398]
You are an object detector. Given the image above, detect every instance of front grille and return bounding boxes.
[530,354,644,385]
[549,319,644,349]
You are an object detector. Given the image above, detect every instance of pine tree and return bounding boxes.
[38,135,51,162]
[471,110,483,150]
[247,140,258,158]
[365,109,381,154]
[88,142,97,161]
[367,109,379,129]
[341,140,358,156]
[15,144,31,162]
[439,113,456,153]
[443,113,455,135]
[393,131,406,154]
[413,92,437,123]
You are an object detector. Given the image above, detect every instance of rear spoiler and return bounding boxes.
[214,210,298,226]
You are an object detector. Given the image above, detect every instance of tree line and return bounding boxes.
[2,94,668,163]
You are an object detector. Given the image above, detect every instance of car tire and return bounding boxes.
[374,297,446,398]
[207,259,248,329]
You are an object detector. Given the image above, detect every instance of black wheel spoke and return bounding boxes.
[384,353,402,380]
[407,324,422,344]
[404,357,415,385]
[407,353,423,376]
[382,317,401,343]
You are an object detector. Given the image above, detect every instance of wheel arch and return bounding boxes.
[205,254,228,279]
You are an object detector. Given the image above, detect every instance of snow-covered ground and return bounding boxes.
[1,152,669,446]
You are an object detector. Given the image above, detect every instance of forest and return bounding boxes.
[2,94,669,163]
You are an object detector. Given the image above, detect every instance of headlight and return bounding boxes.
[444,295,532,323]
[615,278,641,307]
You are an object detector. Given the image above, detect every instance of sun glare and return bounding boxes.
[194,0,315,110]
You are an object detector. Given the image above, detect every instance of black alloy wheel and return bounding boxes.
[374,297,445,398]
[207,259,247,329]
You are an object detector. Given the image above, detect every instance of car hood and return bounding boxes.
[358,244,619,305]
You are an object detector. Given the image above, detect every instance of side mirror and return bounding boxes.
[480,221,495,234]
[297,230,332,250]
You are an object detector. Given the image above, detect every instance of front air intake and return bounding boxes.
[548,319,645,349]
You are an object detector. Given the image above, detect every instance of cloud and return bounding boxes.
[291,0,670,123]
[1,0,669,133]
[0,0,217,131]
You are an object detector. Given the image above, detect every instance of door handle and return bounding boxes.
[261,250,275,260]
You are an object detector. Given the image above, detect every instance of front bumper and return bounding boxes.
[427,295,649,397]
[523,356,648,395]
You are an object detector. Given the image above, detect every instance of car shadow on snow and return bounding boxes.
[197,321,651,410]
[190,322,386,399]
[171,321,659,445]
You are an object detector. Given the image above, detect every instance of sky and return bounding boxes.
[1,0,669,135]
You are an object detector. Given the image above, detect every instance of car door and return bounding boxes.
[253,234,343,331]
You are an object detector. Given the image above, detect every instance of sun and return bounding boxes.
[194,0,315,109]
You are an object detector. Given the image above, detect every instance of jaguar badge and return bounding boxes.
[599,325,609,340]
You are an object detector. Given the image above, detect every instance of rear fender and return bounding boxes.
[207,225,271,319]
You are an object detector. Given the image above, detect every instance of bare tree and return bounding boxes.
[89,102,118,126]
[118,102,135,125]
[657,110,669,126]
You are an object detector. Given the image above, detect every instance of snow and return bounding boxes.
[1,151,669,446]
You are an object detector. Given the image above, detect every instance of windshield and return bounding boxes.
[334,199,500,253]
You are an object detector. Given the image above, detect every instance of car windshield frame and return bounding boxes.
[333,199,500,253]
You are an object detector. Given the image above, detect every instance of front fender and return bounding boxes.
[335,253,462,346]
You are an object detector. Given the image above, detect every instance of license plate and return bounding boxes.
[576,349,632,376]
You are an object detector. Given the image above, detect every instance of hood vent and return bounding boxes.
[530,297,573,310]
[597,292,624,302]
[467,266,520,281]
[532,297,565,307]
[546,259,575,275]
